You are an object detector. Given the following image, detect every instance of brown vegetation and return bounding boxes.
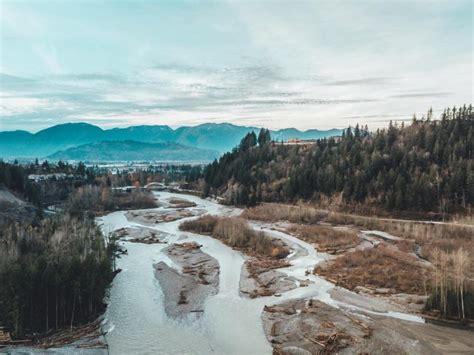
[243,202,474,320]
[285,224,359,254]
[244,203,474,273]
[326,212,474,276]
[315,244,430,295]
[180,215,289,259]
[179,215,218,235]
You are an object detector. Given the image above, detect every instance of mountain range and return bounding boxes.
[0,122,342,161]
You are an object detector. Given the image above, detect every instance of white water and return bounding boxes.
[97,191,424,355]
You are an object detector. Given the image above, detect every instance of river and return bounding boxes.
[97,191,424,355]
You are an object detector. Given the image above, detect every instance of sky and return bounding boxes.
[0,0,472,132]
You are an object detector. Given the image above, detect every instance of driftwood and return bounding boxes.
[34,320,105,349]
[302,334,326,347]
[129,237,165,244]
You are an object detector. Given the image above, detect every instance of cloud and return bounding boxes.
[0,60,468,132]
[324,77,393,86]
[0,1,471,131]
[389,92,452,99]
[0,96,74,116]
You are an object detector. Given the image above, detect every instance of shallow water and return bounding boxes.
[97,192,272,355]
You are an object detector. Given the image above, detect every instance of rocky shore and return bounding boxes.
[262,298,474,354]
[239,258,298,298]
[154,242,219,318]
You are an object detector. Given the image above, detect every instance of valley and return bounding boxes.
[1,1,472,353]
[1,107,472,354]
[5,190,467,354]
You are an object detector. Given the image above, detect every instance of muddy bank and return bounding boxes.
[240,258,299,298]
[112,226,171,244]
[125,208,205,226]
[262,298,474,354]
[263,299,371,354]
[154,242,219,318]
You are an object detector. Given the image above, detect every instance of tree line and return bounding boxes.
[0,160,94,209]
[201,106,474,214]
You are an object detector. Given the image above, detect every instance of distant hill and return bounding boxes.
[47,140,219,162]
[0,122,342,159]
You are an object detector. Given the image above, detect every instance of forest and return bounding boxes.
[0,213,116,338]
[201,105,474,214]
[0,162,119,339]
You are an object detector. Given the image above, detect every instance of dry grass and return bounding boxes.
[242,203,328,224]
[326,211,474,273]
[316,244,430,295]
[244,203,473,245]
[179,215,217,235]
[326,212,473,243]
[394,239,415,253]
[180,215,290,259]
[244,203,473,273]
[285,224,359,254]
[451,214,474,226]
[167,198,197,208]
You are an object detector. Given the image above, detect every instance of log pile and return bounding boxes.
[129,236,165,244]
[263,299,373,355]
[0,328,12,344]
[35,319,105,349]
[246,257,290,278]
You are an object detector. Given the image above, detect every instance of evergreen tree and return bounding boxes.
[198,105,473,213]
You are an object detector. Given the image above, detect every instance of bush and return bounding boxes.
[180,215,219,235]
[180,215,289,259]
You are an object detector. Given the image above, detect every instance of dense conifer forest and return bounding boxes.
[0,214,116,338]
[202,105,474,214]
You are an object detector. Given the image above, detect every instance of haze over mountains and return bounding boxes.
[0,122,342,161]
[48,141,219,162]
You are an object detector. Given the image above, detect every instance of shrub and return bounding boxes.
[180,215,289,259]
